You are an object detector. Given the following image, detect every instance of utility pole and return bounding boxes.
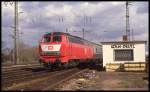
[82,15,92,39]
[66,28,68,33]
[126,1,131,41]
[82,28,85,39]
[132,29,134,41]
[14,1,19,64]
[82,15,87,39]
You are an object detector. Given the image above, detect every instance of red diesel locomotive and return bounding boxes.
[39,32,102,69]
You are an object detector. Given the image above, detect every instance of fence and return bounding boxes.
[124,62,146,72]
[106,62,147,72]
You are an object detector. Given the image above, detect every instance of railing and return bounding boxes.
[106,62,147,72]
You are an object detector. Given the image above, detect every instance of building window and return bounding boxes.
[114,49,134,61]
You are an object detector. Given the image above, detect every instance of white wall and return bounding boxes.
[102,43,146,67]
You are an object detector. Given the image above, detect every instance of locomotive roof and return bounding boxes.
[67,33,101,46]
[44,32,69,36]
[44,32,101,46]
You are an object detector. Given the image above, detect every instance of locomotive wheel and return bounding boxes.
[63,62,69,69]
[69,60,77,68]
[43,63,52,70]
[43,63,48,67]
[57,63,63,70]
[78,62,86,69]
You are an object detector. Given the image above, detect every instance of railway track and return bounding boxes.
[2,65,61,89]
[3,68,89,91]
[2,66,45,77]
[2,63,41,72]
[42,68,88,90]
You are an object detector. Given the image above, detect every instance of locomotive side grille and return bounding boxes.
[41,51,60,56]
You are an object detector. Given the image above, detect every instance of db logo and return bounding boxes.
[48,46,53,50]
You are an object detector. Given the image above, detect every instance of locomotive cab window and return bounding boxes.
[42,36,51,42]
[114,49,134,61]
[53,35,62,42]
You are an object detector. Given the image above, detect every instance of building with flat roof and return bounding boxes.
[101,41,146,67]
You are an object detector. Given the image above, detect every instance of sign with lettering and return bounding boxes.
[41,44,61,51]
[48,46,53,50]
[111,44,135,48]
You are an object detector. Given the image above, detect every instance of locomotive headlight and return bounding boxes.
[40,51,44,55]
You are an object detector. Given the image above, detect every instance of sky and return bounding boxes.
[1,1,149,54]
